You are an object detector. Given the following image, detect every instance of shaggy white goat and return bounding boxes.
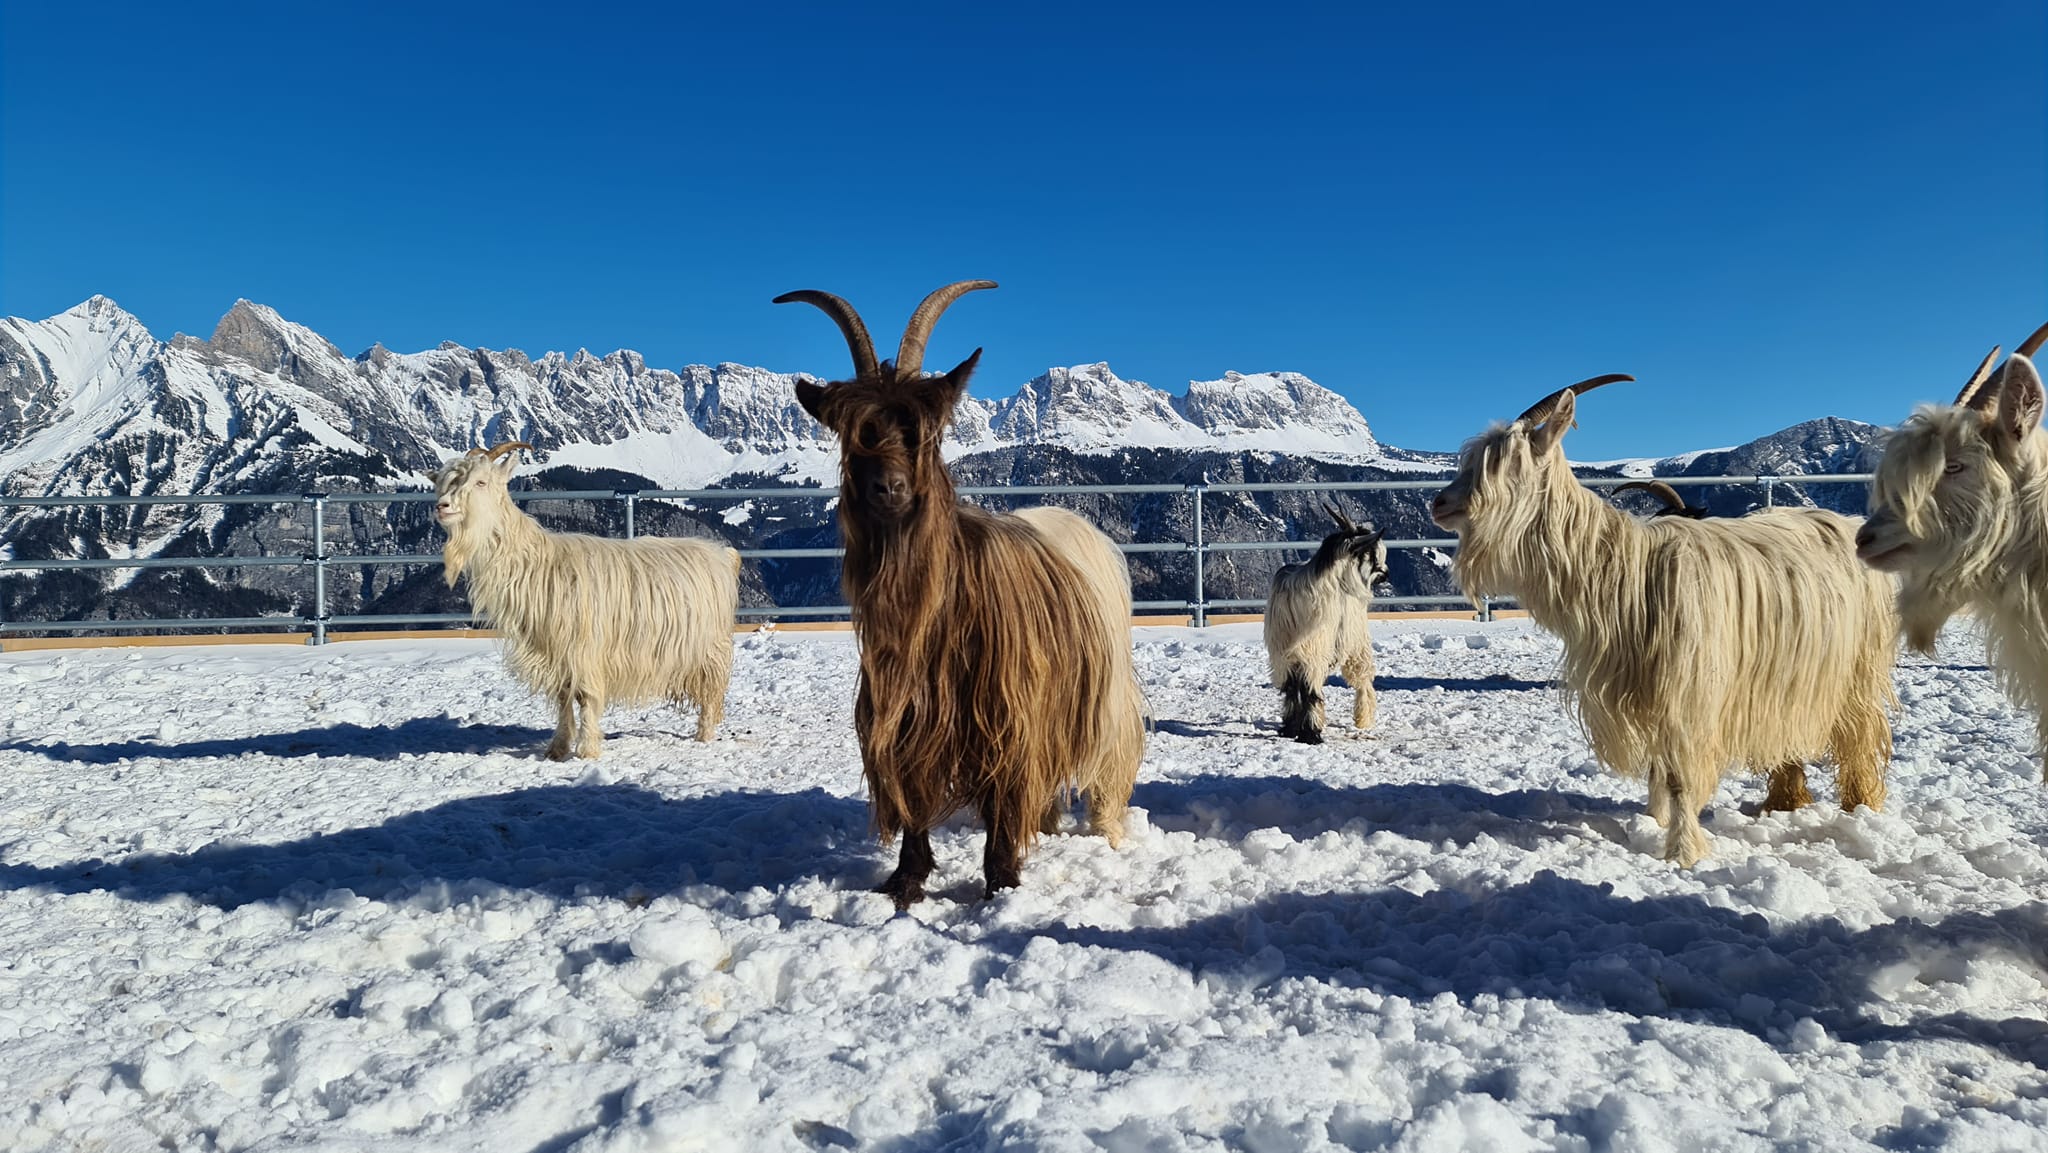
[433,442,741,759]
[1430,376,1897,866]
[1263,503,1388,743]
[1859,322,2048,777]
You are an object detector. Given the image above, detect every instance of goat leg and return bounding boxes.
[980,793,1025,899]
[878,829,935,910]
[1762,761,1814,812]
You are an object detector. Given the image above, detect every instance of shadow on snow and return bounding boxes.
[1070,773,2048,1074]
[0,784,875,908]
[1015,876,2048,1074]
[1370,674,1555,693]
[7,764,2046,1081]
[1131,773,1641,853]
[1,714,557,763]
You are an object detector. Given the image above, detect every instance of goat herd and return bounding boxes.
[426,282,2048,906]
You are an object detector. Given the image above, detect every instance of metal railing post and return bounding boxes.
[620,491,638,539]
[1763,476,1776,508]
[1480,595,1494,624]
[305,492,329,646]
[1189,476,1208,627]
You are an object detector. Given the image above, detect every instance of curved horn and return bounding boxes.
[774,290,881,381]
[2017,320,2048,361]
[1322,499,1357,533]
[1957,346,2004,410]
[896,280,997,378]
[1514,373,1634,427]
[485,441,532,462]
[1615,480,1686,511]
[464,446,488,458]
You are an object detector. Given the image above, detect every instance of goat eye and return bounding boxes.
[1942,460,1965,477]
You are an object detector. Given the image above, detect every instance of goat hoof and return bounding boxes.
[544,744,573,762]
[877,874,925,910]
[1293,729,1324,746]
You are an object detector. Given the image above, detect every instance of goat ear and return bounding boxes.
[1997,355,2046,443]
[913,348,981,412]
[1527,389,1577,454]
[795,380,830,423]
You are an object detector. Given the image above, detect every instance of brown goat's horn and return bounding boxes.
[1514,373,1634,427]
[464,447,488,458]
[485,441,532,462]
[896,280,997,379]
[1322,500,1356,532]
[1615,480,1686,510]
[2017,320,2048,361]
[1957,346,2003,409]
[774,290,881,381]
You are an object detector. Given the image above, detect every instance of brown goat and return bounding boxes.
[777,280,1147,907]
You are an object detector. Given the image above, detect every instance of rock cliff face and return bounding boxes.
[0,298,1881,629]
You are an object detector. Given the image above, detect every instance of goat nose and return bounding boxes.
[1853,524,1874,547]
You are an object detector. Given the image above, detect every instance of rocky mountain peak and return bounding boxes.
[208,300,346,375]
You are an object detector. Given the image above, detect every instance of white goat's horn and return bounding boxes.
[896,280,997,379]
[1956,346,2003,409]
[485,441,532,461]
[1515,373,1634,427]
[2017,320,2048,361]
[1615,480,1686,510]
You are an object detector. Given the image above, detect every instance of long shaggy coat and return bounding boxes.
[435,447,740,759]
[783,280,1146,906]
[1861,344,2048,776]
[1433,384,1897,866]
[845,499,1146,863]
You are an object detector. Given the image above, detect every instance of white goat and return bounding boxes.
[1263,502,1388,743]
[1859,322,2048,777]
[432,442,741,759]
[1430,375,1897,866]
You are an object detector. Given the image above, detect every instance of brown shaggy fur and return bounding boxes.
[786,289,1146,907]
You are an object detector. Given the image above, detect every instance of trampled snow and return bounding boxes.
[5,620,2048,1150]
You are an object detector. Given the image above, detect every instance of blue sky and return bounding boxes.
[2,1,2042,459]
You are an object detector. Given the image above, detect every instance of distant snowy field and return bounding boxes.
[4,621,2048,1152]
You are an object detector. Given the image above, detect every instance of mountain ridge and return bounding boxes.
[0,297,1886,629]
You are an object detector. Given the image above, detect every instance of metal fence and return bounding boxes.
[0,473,1874,645]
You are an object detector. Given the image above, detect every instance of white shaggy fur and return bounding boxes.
[1431,383,1897,866]
[1861,342,2048,778]
[1262,518,1388,743]
[432,446,740,759]
[1013,505,1151,828]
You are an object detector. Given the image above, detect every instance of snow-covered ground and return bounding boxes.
[4,620,2047,1151]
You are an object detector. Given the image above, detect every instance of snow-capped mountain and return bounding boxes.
[0,298,1885,630]
[0,298,1388,501]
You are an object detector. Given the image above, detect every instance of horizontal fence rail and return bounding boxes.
[0,472,1875,645]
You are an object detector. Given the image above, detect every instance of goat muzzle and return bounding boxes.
[1853,518,1911,569]
[1429,491,1468,530]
